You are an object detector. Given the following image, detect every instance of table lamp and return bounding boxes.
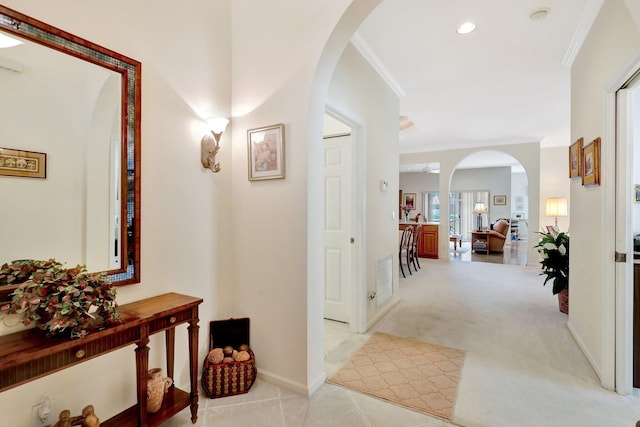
[545,197,568,227]
[473,202,487,231]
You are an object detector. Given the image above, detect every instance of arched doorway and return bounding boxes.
[449,150,529,265]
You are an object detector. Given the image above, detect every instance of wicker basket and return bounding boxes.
[201,349,256,398]
[201,318,257,398]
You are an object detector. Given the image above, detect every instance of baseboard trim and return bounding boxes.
[367,296,400,330]
[567,319,604,384]
[257,369,326,397]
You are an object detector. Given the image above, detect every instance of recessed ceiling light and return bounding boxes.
[529,8,550,21]
[456,22,476,35]
[0,33,23,48]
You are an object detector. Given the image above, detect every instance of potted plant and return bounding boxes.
[0,260,121,338]
[534,230,569,314]
[0,259,61,286]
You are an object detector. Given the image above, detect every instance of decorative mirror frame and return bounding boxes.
[0,5,141,299]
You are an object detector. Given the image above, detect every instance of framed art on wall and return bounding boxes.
[582,137,600,187]
[0,147,46,178]
[403,193,416,209]
[247,124,285,181]
[493,195,506,205]
[569,137,583,178]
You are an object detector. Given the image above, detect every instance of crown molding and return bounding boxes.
[350,31,405,97]
[562,0,606,68]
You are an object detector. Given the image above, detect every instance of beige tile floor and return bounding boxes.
[163,259,640,427]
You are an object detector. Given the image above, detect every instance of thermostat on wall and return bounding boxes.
[379,180,389,192]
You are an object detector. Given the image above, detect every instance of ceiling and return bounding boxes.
[353,0,588,167]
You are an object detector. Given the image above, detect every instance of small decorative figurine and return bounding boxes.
[48,410,72,427]
[47,405,100,427]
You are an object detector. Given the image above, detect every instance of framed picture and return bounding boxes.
[635,184,640,203]
[247,124,285,181]
[0,147,46,179]
[493,195,506,205]
[582,137,600,187]
[403,193,416,209]
[569,137,583,178]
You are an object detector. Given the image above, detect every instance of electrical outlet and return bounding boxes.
[32,396,54,427]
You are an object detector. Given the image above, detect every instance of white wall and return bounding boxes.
[327,43,400,327]
[0,1,233,424]
[540,146,571,233]
[570,0,640,387]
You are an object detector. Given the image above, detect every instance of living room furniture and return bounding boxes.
[449,235,461,253]
[0,293,202,427]
[399,226,414,277]
[471,219,509,253]
[412,224,422,270]
[399,223,438,258]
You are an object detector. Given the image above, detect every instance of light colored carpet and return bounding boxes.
[328,331,465,420]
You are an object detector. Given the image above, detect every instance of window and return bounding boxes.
[423,191,489,239]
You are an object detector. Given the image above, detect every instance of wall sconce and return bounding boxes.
[545,197,568,227]
[473,202,487,231]
[201,117,230,173]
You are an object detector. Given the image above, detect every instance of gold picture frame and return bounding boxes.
[569,137,583,178]
[582,137,600,187]
[247,124,285,181]
[0,147,46,179]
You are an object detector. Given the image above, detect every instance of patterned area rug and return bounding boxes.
[328,332,465,420]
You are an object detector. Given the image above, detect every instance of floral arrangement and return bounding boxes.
[534,231,569,295]
[400,205,413,215]
[0,260,121,338]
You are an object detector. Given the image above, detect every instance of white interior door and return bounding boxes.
[615,87,637,393]
[323,133,352,322]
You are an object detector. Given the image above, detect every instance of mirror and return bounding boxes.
[0,5,141,299]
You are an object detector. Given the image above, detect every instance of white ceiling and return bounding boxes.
[354,0,588,163]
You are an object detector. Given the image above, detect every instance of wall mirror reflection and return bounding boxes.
[0,5,141,299]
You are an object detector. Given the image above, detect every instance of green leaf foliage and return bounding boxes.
[533,231,569,295]
[0,260,121,338]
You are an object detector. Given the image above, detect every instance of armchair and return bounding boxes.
[486,219,509,252]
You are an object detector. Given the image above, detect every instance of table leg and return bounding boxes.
[136,324,150,426]
[188,308,200,424]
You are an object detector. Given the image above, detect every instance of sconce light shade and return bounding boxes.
[201,117,229,173]
[206,117,229,135]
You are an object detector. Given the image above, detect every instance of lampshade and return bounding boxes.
[545,198,568,217]
[472,202,487,214]
[206,117,229,134]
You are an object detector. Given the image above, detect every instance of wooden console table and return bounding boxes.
[0,292,202,427]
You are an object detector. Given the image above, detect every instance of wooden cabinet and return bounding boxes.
[0,292,202,427]
[399,223,438,259]
[419,224,438,258]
